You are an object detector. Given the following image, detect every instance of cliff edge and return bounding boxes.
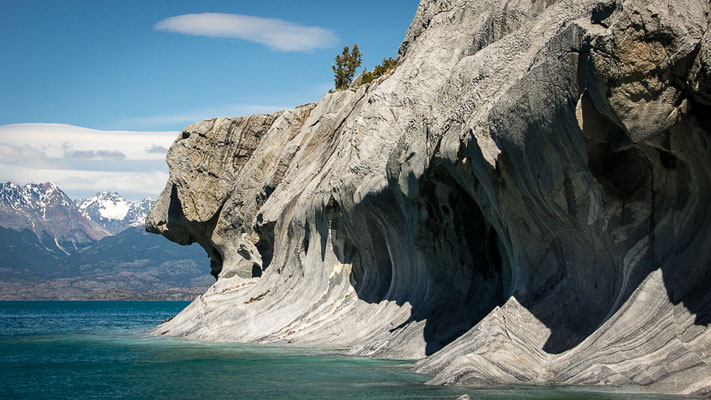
[146,0,711,395]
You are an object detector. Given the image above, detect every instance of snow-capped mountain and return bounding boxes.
[0,182,211,300]
[0,182,110,256]
[76,192,155,234]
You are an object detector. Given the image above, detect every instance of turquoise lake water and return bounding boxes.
[0,301,696,399]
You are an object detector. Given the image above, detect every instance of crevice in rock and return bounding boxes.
[590,1,616,27]
[209,247,223,280]
[656,148,678,170]
[324,196,341,262]
[303,222,311,256]
[255,184,275,206]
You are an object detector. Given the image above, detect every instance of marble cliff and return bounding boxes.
[146,0,711,395]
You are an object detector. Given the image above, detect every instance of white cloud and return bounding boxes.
[62,143,126,161]
[0,123,178,199]
[0,123,179,161]
[0,143,67,169]
[155,13,338,52]
[145,144,169,154]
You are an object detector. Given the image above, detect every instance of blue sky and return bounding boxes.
[0,0,418,200]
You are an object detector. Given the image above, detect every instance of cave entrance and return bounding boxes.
[254,216,275,276]
[415,162,509,354]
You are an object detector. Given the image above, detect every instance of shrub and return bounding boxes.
[332,44,363,90]
[361,57,398,85]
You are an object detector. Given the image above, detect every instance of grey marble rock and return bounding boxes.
[146,0,711,395]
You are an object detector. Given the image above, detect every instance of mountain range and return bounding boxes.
[76,191,155,234]
[0,182,109,257]
[0,182,211,300]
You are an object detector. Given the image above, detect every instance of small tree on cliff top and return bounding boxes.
[332,44,362,90]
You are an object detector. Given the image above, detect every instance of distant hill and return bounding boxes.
[0,182,211,300]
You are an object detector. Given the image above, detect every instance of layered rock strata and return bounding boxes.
[147,0,711,395]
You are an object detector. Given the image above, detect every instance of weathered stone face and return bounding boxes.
[146,0,711,395]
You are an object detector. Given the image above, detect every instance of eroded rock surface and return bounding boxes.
[146,0,711,395]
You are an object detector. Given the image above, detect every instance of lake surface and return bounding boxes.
[0,301,695,399]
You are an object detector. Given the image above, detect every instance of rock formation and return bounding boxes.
[146,0,711,395]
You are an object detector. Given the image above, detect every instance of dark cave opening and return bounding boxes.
[254,217,275,273]
[417,163,508,355]
[251,263,263,278]
[577,91,650,200]
[586,141,649,199]
[348,218,394,304]
[487,228,504,281]
[367,220,394,302]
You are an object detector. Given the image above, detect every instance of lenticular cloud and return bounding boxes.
[155,13,338,52]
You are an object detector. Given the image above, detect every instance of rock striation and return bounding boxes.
[146,0,711,395]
